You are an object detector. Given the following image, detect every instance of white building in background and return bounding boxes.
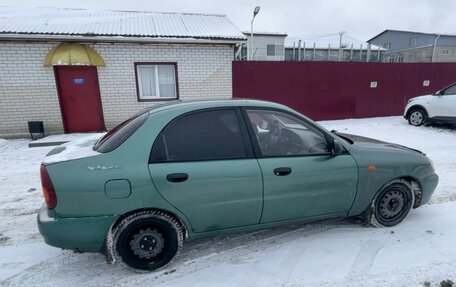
[0,7,246,137]
[236,32,287,61]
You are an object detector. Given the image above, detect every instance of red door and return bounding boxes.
[54,66,105,133]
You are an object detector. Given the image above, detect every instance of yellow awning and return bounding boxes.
[43,43,106,67]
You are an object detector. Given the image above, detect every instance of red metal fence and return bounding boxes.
[232,61,456,120]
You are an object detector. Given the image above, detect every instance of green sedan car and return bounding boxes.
[38,99,438,271]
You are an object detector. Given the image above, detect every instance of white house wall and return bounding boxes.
[248,35,285,61]
[0,42,62,138]
[0,41,234,138]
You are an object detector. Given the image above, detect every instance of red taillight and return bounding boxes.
[40,164,57,209]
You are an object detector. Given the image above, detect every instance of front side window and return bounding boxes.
[150,110,248,162]
[246,109,329,156]
[136,63,177,100]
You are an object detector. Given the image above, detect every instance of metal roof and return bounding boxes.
[0,7,246,41]
[367,29,456,43]
[242,31,288,37]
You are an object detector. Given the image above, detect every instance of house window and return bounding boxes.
[267,45,276,56]
[442,49,450,54]
[409,37,417,46]
[135,63,177,101]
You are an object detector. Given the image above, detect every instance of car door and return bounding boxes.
[148,108,263,233]
[244,108,358,224]
[430,83,456,120]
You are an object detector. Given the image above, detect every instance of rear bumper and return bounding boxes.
[418,173,439,206]
[37,204,117,253]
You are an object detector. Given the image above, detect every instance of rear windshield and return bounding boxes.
[94,111,149,153]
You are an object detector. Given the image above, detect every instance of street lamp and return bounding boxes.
[250,6,261,60]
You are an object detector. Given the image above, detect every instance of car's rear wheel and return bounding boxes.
[369,179,415,227]
[112,210,183,272]
[408,108,426,126]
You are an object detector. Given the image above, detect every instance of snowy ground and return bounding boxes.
[0,116,455,287]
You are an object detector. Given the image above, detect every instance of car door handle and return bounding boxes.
[166,173,189,183]
[273,167,292,176]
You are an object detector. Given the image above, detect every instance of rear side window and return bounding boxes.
[150,109,248,162]
[95,112,148,153]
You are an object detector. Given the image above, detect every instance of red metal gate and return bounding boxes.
[54,66,105,132]
[233,61,456,120]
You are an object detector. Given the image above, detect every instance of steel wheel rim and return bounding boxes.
[129,227,165,260]
[378,189,407,221]
[410,111,423,125]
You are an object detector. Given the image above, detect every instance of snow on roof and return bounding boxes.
[0,7,246,41]
[242,31,288,37]
[285,33,384,50]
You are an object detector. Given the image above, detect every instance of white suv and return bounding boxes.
[404,82,456,126]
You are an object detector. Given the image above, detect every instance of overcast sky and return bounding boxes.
[1,0,455,40]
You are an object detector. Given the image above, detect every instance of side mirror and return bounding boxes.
[325,134,336,155]
[435,90,443,96]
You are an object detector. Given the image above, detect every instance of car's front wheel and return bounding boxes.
[408,108,426,126]
[112,210,183,272]
[369,179,415,227]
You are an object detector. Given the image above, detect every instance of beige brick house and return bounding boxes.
[0,7,245,137]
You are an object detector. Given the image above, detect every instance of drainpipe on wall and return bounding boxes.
[432,34,440,62]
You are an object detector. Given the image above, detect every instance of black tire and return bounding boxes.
[369,179,415,227]
[408,108,427,126]
[112,210,183,272]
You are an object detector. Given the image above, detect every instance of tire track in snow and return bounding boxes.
[254,234,315,286]
[348,239,384,275]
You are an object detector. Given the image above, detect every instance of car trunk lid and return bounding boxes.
[43,133,104,165]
